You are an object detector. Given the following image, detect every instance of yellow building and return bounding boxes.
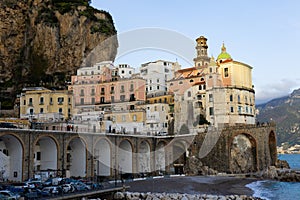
[19,87,72,121]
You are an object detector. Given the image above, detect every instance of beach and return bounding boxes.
[126,176,256,196]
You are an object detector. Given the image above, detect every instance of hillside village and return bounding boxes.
[16,36,256,135]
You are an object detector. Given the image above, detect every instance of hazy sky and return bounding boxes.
[91,0,300,104]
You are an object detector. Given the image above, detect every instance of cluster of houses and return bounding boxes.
[19,36,256,135]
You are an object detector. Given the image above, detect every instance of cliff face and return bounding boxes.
[0,0,117,109]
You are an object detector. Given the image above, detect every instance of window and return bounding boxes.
[130,84,134,91]
[199,85,202,90]
[209,107,214,115]
[230,95,233,102]
[23,100,26,105]
[120,85,125,93]
[29,108,34,115]
[36,152,41,161]
[80,98,84,105]
[162,106,164,111]
[224,68,229,77]
[157,79,159,83]
[122,115,126,122]
[203,85,206,90]
[245,96,248,103]
[150,80,152,84]
[40,108,44,113]
[40,97,44,104]
[68,97,71,104]
[120,95,125,101]
[80,89,84,96]
[238,106,242,114]
[101,87,105,95]
[29,98,33,105]
[238,95,241,103]
[179,81,183,85]
[188,91,191,97]
[91,98,95,104]
[209,94,213,102]
[111,96,114,103]
[210,68,212,73]
[111,86,115,94]
[50,97,53,104]
[245,106,249,113]
[59,108,63,113]
[154,106,157,111]
[91,88,95,95]
[133,115,137,122]
[230,107,234,113]
[190,79,194,83]
[157,86,160,90]
[58,97,64,104]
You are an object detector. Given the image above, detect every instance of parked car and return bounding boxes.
[0,190,21,200]
[42,186,62,195]
[71,182,90,191]
[61,184,75,193]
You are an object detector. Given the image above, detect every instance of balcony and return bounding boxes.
[110,90,115,94]
[91,92,95,96]
[100,92,105,95]
[28,102,33,106]
[120,89,125,93]
[79,93,84,96]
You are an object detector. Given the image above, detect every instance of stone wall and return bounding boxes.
[191,124,277,174]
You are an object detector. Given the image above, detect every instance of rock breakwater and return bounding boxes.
[114,192,262,200]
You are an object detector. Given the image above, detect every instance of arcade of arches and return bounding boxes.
[0,124,277,181]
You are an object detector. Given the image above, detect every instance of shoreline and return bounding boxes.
[126,176,257,196]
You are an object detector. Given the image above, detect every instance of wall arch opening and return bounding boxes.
[34,136,58,177]
[66,137,86,178]
[94,139,111,176]
[0,134,23,182]
[269,131,277,166]
[138,141,151,174]
[118,140,132,174]
[230,134,257,173]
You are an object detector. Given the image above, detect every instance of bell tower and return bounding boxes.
[193,36,210,67]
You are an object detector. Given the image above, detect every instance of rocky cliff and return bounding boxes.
[0,0,117,109]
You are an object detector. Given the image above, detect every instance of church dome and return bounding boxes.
[217,43,232,61]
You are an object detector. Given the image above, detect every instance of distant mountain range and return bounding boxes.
[256,89,300,147]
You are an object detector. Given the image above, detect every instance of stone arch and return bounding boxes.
[229,133,257,173]
[138,140,151,173]
[171,140,188,174]
[94,138,111,176]
[269,131,277,166]
[0,133,24,182]
[118,139,133,173]
[66,136,87,178]
[155,141,166,173]
[34,136,58,176]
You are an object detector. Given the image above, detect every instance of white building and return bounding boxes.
[140,60,180,97]
[117,64,135,79]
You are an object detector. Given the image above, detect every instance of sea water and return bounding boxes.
[247,154,300,200]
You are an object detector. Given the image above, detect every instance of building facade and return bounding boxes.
[19,87,72,122]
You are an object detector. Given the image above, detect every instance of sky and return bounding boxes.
[91,0,300,104]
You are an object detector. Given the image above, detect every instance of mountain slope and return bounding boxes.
[256,89,300,147]
[0,0,118,109]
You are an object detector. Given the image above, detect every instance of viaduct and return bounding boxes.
[0,123,277,182]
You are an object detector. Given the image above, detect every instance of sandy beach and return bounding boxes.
[126,176,256,196]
